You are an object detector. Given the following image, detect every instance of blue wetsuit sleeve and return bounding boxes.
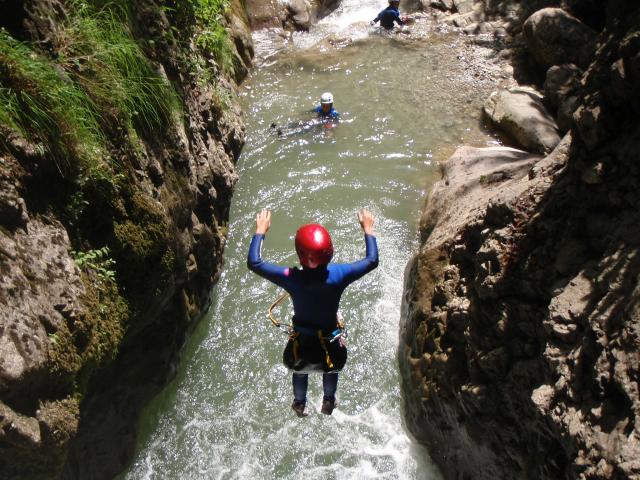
[394,11,404,25]
[342,234,379,284]
[372,11,381,23]
[247,234,291,289]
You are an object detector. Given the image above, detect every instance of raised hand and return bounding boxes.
[255,209,272,235]
[358,209,375,235]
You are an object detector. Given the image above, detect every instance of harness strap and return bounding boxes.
[289,332,301,364]
[293,324,341,338]
[317,330,334,370]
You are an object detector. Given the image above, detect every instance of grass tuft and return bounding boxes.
[58,0,179,135]
[0,29,106,177]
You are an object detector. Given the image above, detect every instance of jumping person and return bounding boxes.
[247,209,378,417]
[314,92,340,119]
[370,0,407,30]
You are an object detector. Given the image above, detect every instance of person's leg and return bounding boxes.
[321,373,339,415]
[291,373,309,417]
[292,373,309,402]
[322,373,338,400]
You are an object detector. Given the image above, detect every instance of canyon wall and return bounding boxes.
[0,0,252,478]
[400,1,640,478]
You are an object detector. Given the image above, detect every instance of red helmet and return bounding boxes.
[295,224,333,268]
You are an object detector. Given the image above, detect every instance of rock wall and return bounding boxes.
[400,0,640,478]
[244,0,340,31]
[0,1,253,478]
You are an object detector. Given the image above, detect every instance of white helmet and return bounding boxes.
[320,92,333,104]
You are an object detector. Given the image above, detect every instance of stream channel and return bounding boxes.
[120,2,503,478]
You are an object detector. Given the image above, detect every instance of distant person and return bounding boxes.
[314,92,340,119]
[247,209,378,417]
[269,92,339,137]
[370,0,407,30]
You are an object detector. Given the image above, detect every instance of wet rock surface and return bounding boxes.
[245,0,340,31]
[0,1,252,479]
[483,87,561,153]
[401,0,640,479]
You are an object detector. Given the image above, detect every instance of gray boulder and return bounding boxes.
[453,0,476,14]
[543,64,582,110]
[484,87,561,154]
[428,0,455,11]
[523,7,598,70]
[286,0,312,30]
[244,0,286,29]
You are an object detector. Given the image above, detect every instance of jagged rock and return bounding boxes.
[421,145,542,247]
[226,0,255,81]
[453,0,475,14]
[286,0,312,31]
[523,7,598,70]
[0,0,249,478]
[402,3,640,478]
[483,87,561,154]
[428,0,455,12]
[0,219,84,396]
[0,401,41,449]
[543,64,582,110]
[557,94,579,133]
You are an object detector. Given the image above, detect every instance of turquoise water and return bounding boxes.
[120,6,498,479]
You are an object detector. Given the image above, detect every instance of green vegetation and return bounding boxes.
[191,0,236,74]
[0,0,180,181]
[0,30,106,177]
[72,246,117,283]
[58,0,178,134]
[167,0,236,78]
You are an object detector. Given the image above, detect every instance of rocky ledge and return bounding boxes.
[400,0,640,478]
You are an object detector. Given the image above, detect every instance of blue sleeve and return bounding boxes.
[342,234,379,284]
[393,10,404,25]
[247,234,291,289]
[372,10,381,23]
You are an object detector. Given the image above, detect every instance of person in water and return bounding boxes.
[314,92,340,119]
[269,92,338,137]
[370,0,407,30]
[247,209,378,417]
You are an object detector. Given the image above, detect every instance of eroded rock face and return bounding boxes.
[0,1,253,478]
[401,2,640,478]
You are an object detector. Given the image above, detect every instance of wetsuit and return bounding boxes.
[247,233,378,402]
[314,105,340,119]
[372,6,404,30]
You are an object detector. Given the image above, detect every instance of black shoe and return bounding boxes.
[291,400,308,418]
[321,397,337,415]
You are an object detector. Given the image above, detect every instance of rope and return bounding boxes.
[267,292,348,340]
[267,292,292,333]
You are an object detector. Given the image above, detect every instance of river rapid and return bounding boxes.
[119,1,503,478]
